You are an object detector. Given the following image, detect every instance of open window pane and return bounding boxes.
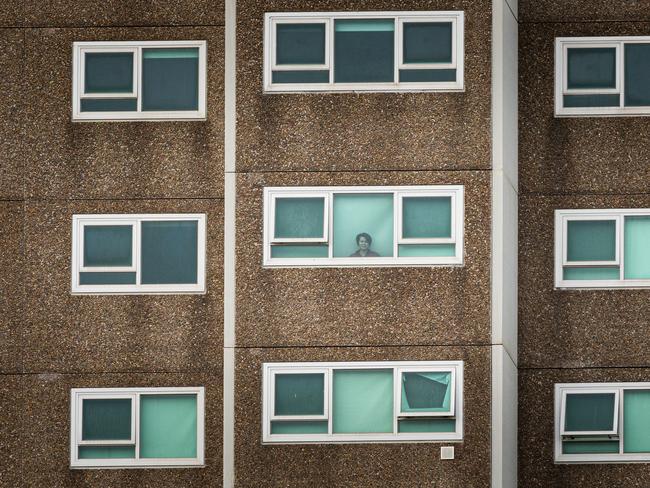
[79,446,136,459]
[142,48,199,111]
[624,44,650,107]
[276,24,325,65]
[564,393,616,432]
[140,221,198,285]
[85,52,133,93]
[403,22,452,64]
[401,371,452,413]
[402,196,452,239]
[334,20,394,83]
[139,395,197,459]
[82,398,132,441]
[567,48,617,90]
[567,220,616,262]
[84,225,133,267]
[274,197,325,239]
[624,216,650,279]
[274,373,325,416]
[624,390,650,453]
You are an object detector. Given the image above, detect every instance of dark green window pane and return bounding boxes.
[624,390,650,452]
[403,22,452,64]
[79,272,137,285]
[82,398,132,441]
[141,221,198,285]
[85,52,133,93]
[625,44,650,107]
[276,24,326,65]
[80,98,137,112]
[270,244,329,259]
[563,94,620,108]
[274,373,324,416]
[564,393,616,432]
[142,48,199,111]
[624,216,650,279]
[402,196,452,239]
[274,197,325,239]
[398,419,456,433]
[563,267,619,281]
[140,395,197,459]
[399,69,456,83]
[84,225,132,267]
[272,70,330,84]
[270,421,328,434]
[567,220,616,262]
[562,441,619,454]
[79,446,135,459]
[334,20,394,83]
[398,244,456,257]
[401,371,452,413]
[567,47,617,89]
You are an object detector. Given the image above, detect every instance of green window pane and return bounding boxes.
[564,393,616,432]
[624,390,650,453]
[140,394,197,459]
[80,98,138,112]
[274,197,325,239]
[563,267,620,281]
[567,47,617,89]
[274,373,324,416]
[334,20,394,83]
[333,193,393,258]
[398,244,456,257]
[398,419,456,433]
[272,70,330,84]
[567,220,616,262]
[82,398,132,441]
[562,441,619,454]
[140,221,198,285]
[563,94,620,108]
[332,369,393,434]
[399,69,456,83]
[624,44,650,107]
[276,24,326,65]
[401,371,452,413]
[142,48,199,111]
[84,225,133,267]
[270,421,328,434]
[624,216,650,279]
[270,244,329,258]
[403,22,452,64]
[84,52,133,94]
[402,196,452,239]
[78,446,135,459]
[79,272,137,285]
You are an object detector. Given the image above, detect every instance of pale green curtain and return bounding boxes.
[270,421,328,434]
[563,267,619,281]
[139,394,197,458]
[624,216,650,279]
[624,390,650,452]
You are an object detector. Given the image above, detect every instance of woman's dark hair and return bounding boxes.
[355,232,372,246]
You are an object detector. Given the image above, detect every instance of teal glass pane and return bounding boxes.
[334,20,394,83]
[80,98,137,112]
[332,193,393,258]
[142,48,199,111]
[78,446,135,459]
[567,220,616,262]
[270,244,329,258]
[274,373,324,416]
[82,398,132,441]
[563,267,620,281]
[563,94,620,108]
[276,24,326,65]
[84,52,133,93]
[401,371,452,413]
[84,225,132,267]
[567,47,617,89]
[564,393,616,432]
[140,394,197,459]
[398,419,456,433]
[79,272,137,285]
[272,71,330,84]
[624,44,650,107]
[398,244,455,257]
[399,69,456,83]
[403,22,452,64]
[270,421,328,434]
[624,390,650,453]
[624,216,650,279]
[274,197,325,239]
[562,441,619,454]
[332,369,393,434]
[402,196,452,239]
[141,221,198,285]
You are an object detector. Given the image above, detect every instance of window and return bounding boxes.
[264,11,464,92]
[72,41,207,121]
[264,186,464,267]
[71,214,206,294]
[70,387,204,468]
[263,361,463,443]
[555,383,650,463]
[555,209,650,288]
[555,37,650,116]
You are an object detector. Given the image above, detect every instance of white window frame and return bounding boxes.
[397,366,456,417]
[559,388,620,437]
[263,186,464,268]
[554,209,650,289]
[71,213,207,295]
[262,361,463,444]
[264,11,464,93]
[72,40,207,121]
[269,368,330,421]
[70,387,205,469]
[555,37,650,117]
[269,192,330,244]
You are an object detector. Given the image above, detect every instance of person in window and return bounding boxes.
[350,232,380,257]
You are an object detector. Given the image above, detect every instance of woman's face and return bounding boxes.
[358,236,370,250]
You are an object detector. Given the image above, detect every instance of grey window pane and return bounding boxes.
[85,52,133,93]
[79,272,137,285]
[274,373,325,416]
[274,197,325,239]
[625,43,650,107]
[142,48,199,111]
[567,47,617,89]
[564,393,616,432]
[334,19,394,83]
[399,69,456,83]
[276,24,326,65]
[567,220,617,262]
[402,196,452,239]
[402,372,451,411]
[80,98,138,112]
[403,22,452,64]
[84,225,132,267]
[563,94,620,108]
[82,398,132,441]
[272,70,330,84]
[141,221,198,285]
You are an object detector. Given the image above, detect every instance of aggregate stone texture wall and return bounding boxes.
[3,372,222,488]
[236,170,491,347]
[235,345,491,488]
[0,375,22,488]
[23,26,224,200]
[520,0,650,23]
[21,199,223,374]
[520,368,650,488]
[519,21,650,195]
[519,194,650,369]
[236,0,492,173]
